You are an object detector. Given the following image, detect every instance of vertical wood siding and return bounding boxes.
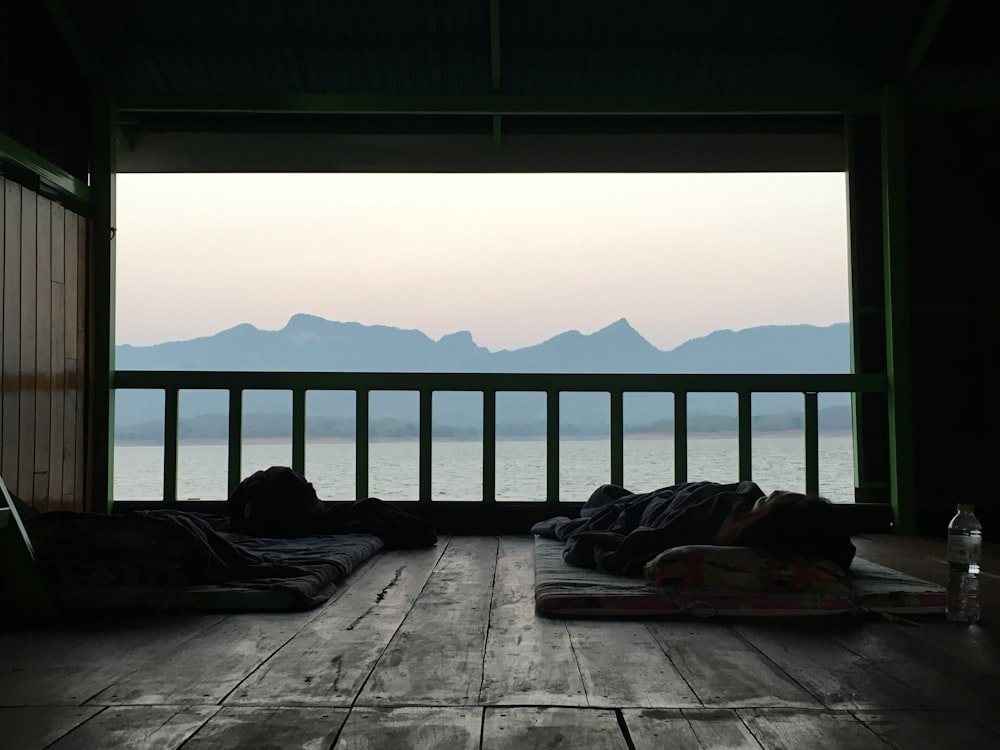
[0,177,87,511]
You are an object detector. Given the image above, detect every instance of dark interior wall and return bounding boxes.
[1,4,92,510]
[0,177,89,511]
[905,111,1000,536]
[0,2,90,180]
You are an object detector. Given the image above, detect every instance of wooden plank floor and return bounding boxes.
[3,534,1000,749]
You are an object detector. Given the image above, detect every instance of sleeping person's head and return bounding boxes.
[715,491,856,571]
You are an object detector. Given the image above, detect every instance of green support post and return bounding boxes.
[880,86,917,533]
[483,390,496,503]
[90,92,116,513]
[610,390,624,486]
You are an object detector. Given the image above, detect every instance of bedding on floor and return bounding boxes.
[23,508,402,612]
[533,535,946,618]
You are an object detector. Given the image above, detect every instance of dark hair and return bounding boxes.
[715,492,856,571]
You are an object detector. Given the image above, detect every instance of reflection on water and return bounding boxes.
[114,435,856,504]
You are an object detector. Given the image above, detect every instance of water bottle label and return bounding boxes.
[947,535,982,564]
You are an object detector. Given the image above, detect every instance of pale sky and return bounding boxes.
[114,172,849,352]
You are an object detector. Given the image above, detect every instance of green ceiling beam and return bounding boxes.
[118,92,879,116]
[902,0,952,78]
[0,131,90,206]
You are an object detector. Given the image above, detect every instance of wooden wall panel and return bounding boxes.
[0,177,88,511]
[49,202,65,510]
[2,180,21,487]
[18,188,37,505]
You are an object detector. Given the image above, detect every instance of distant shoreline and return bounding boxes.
[115,430,853,448]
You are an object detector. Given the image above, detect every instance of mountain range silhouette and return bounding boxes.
[115,316,850,431]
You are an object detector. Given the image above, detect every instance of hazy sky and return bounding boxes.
[114,172,849,352]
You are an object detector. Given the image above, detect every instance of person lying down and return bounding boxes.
[530,480,856,576]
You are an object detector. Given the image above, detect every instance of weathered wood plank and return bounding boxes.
[0,178,4,463]
[0,614,225,705]
[88,610,320,705]
[47,705,218,750]
[738,708,891,750]
[480,536,587,706]
[49,200,65,510]
[734,623,930,710]
[898,620,1000,679]
[0,706,100,750]
[832,621,1000,711]
[358,537,497,706]
[73,212,86,511]
[855,710,1000,750]
[229,544,445,706]
[623,708,763,750]
[2,180,22,490]
[183,706,348,749]
[18,187,37,504]
[334,707,481,750]
[646,622,820,708]
[33,193,52,510]
[567,620,700,708]
[482,707,628,749]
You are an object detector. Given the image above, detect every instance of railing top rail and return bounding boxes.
[112,370,887,393]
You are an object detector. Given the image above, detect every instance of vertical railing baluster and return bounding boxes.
[610,390,624,486]
[674,392,688,484]
[483,389,496,503]
[804,391,820,496]
[228,389,242,495]
[163,387,179,505]
[419,389,432,504]
[738,391,752,481]
[291,388,306,475]
[355,389,369,500]
[546,390,559,503]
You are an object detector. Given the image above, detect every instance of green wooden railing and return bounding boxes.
[111,371,888,505]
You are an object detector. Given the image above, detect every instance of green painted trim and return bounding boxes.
[804,392,820,495]
[228,390,242,495]
[482,390,496,503]
[90,95,116,513]
[355,391,369,500]
[162,387,179,504]
[674,393,688,484]
[844,115,869,492]
[738,392,752,481]
[419,390,432,504]
[113,371,886,393]
[880,86,917,533]
[291,389,306,474]
[118,92,880,116]
[0,131,90,206]
[110,371,889,504]
[610,390,624,486]
[546,392,559,503]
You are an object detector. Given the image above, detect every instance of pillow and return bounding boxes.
[644,545,852,594]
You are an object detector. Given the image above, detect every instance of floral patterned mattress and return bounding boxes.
[534,535,946,618]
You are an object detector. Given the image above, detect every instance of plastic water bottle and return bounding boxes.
[946,503,982,624]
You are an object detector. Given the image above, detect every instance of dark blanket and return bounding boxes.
[26,509,385,609]
[228,466,437,549]
[531,481,765,576]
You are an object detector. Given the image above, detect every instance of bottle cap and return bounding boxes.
[957,503,975,513]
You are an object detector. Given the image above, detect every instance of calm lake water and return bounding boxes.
[113,434,856,504]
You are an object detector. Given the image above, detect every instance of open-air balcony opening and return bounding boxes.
[111,171,864,517]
